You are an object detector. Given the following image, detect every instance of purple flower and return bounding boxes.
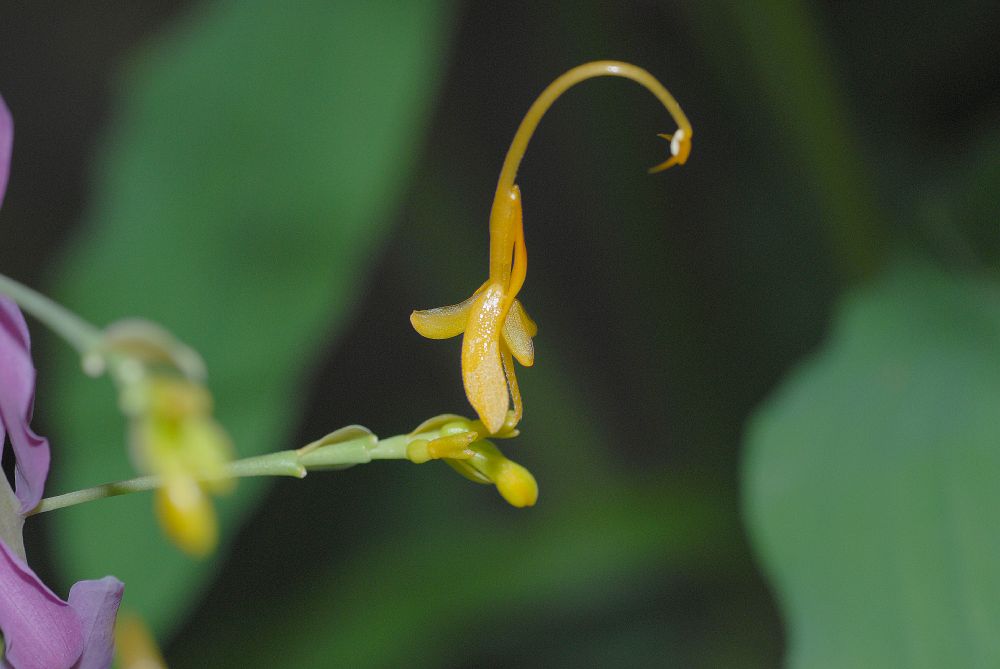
[0,96,124,669]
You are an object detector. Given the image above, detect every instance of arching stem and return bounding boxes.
[488,60,693,243]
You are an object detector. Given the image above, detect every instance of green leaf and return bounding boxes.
[685,0,887,281]
[40,0,451,635]
[179,473,732,668]
[745,259,1000,668]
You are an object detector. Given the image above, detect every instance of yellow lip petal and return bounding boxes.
[461,283,509,433]
[410,291,479,340]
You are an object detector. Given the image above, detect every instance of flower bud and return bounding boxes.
[494,460,538,508]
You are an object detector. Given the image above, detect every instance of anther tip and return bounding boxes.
[648,130,691,174]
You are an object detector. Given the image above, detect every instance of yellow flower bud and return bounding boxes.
[494,460,538,508]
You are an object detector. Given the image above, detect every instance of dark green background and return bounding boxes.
[0,2,997,667]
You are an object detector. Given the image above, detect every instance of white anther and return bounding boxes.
[670,129,686,157]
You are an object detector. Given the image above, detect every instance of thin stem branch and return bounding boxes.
[30,431,417,516]
[489,60,692,235]
[0,272,102,354]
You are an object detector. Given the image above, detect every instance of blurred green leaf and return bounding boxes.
[184,472,730,668]
[41,0,451,636]
[686,0,887,280]
[745,259,1000,667]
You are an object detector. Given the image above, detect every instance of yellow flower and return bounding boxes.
[404,414,538,507]
[98,319,234,557]
[130,376,233,557]
[411,61,692,434]
[411,186,536,435]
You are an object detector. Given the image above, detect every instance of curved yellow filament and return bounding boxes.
[487,60,693,257]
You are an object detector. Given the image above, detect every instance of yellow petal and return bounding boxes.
[518,301,538,337]
[503,299,536,367]
[501,345,523,426]
[410,290,479,339]
[427,431,478,459]
[507,186,527,297]
[407,413,469,436]
[489,186,524,288]
[444,457,493,484]
[461,283,509,433]
[155,477,217,557]
[178,417,235,494]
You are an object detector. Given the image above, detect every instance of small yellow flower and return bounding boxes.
[411,186,536,435]
[154,476,217,557]
[411,61,692,434]
[130,376,233,556]
[96,319,234,556]
[405,414,538,507]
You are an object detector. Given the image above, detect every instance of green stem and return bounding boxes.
[30,431,418,516]
[0,272,102,354]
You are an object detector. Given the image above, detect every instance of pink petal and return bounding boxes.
[0,95,10,208]
[68,577,124,669]
[0,298,51,513]
[0,540,83,669]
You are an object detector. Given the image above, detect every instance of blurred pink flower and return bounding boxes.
[0,95,123,669]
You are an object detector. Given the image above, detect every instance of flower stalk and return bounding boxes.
[0,272,102,356]
[0,272,236,554]
[31,414,536,515]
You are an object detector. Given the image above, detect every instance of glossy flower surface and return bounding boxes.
[411,186,536,434]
